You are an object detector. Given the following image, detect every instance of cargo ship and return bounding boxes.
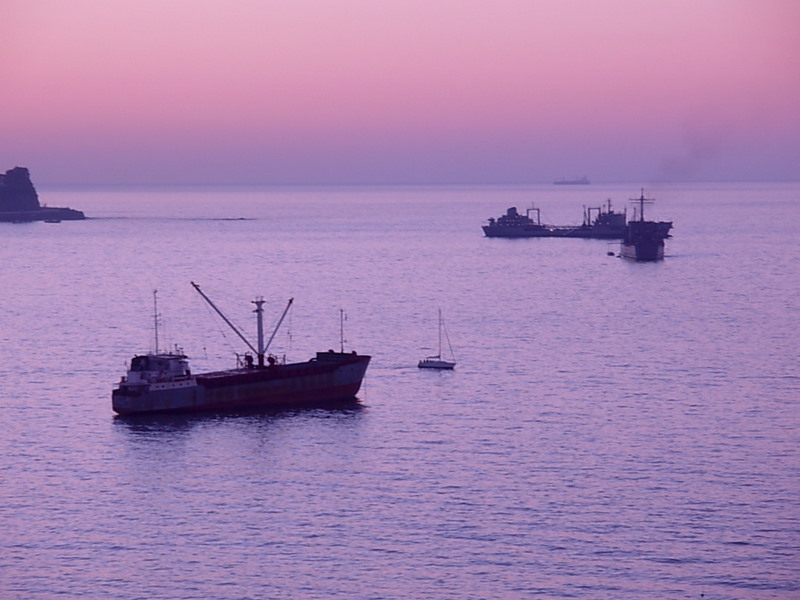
[482,200,626,239]
[112,284,371,415]
[619,190,673,261]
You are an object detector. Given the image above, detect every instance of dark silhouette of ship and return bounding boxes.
[113,285,370,415]
[553,176,590,185]
[619,190,673,261]
[482,200,626,239]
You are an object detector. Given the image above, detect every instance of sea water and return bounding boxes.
[1,182,798,599]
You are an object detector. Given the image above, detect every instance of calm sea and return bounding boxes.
[1,182,798,599]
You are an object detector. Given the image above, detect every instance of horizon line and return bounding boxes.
[35,177,800,189]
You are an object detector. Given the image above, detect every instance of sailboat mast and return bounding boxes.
[442,313,456,362]
[438,308,443,358]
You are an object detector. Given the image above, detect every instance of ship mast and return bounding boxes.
[253,298,265,365]
[632,188,654,221]
[339,309,346,353]
[153,289,160,354]
[191,282,292,369]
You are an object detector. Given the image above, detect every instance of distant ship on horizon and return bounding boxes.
[553,176,590,185]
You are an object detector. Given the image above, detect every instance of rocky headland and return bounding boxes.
[0,167,86,222]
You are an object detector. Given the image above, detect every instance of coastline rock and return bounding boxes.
[0,167,40,210]
[0,167,86,221]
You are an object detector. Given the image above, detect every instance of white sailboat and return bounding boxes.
[418,309,456,370]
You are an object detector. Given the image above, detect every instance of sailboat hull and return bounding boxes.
[418,358,455,370]
[418,309,457,369]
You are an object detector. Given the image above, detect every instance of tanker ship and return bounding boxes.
[482,200,626,239]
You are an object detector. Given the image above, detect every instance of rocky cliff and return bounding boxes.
[0,167,41,211]
[0,167,86,221]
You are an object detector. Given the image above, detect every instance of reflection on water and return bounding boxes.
[113,401,366,442]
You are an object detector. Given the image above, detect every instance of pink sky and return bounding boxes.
[2,0,799,184]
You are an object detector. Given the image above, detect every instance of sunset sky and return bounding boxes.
[2,0,798,185]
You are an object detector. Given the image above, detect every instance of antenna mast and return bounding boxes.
[632,188,654,221]
[153,289,160,354]
[340,309,346,353]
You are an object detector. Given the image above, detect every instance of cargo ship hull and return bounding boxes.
[113,352,370,415]
[482,224,624,239]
